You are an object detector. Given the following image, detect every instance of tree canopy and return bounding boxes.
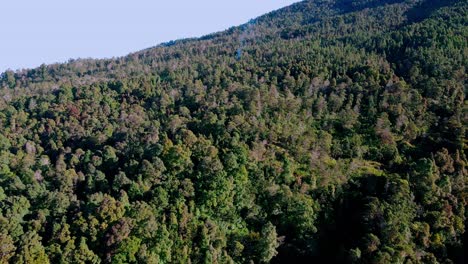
[0,0,466,263]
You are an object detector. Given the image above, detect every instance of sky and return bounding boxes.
[0,0,299,72]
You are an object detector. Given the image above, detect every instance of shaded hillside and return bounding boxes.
[0,0,466,263]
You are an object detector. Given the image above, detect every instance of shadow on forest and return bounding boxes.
[405,0,459,23]
[334,0,406,14]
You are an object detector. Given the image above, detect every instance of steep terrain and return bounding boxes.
[0,0,466,263]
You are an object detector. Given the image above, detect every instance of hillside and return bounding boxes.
[0,0,466,263]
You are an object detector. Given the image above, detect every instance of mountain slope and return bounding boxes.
[0,0,466,263]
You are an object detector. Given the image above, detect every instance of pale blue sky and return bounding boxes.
[0,0,299,72]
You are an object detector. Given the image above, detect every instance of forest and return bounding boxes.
[0,0,466,263]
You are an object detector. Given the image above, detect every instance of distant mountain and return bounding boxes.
[0,0,466,263]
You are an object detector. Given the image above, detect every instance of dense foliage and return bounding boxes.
[0,0,466,263]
